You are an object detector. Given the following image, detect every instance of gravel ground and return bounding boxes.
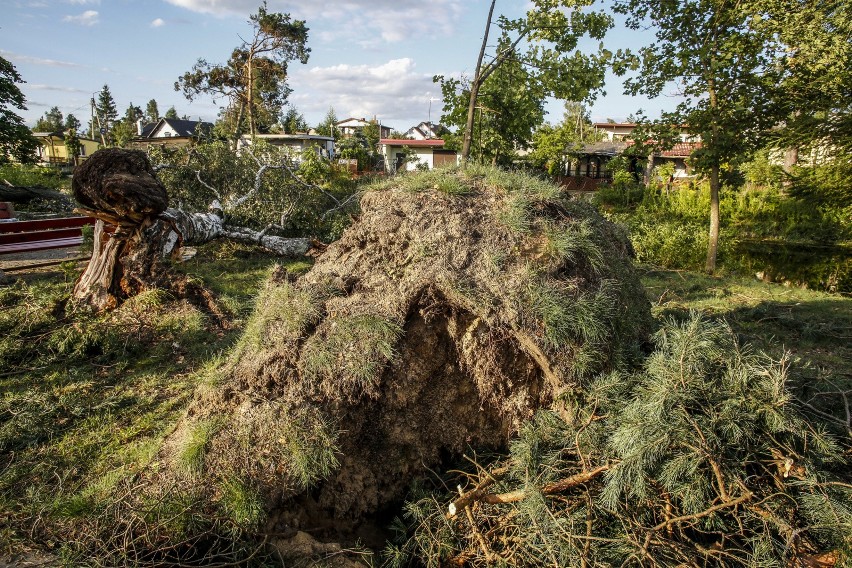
[0,246,86,271]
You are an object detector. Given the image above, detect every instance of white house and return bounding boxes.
[131,118,213,149]
[237,133,335,158]
[593,122,696,143]
[336,117,392,139]
[379,139,458,172]
[404,121,447,140]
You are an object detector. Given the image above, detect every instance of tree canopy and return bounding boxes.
[0,56,39,163]
[440,0,619,162]
[314,106,338,139]
[614,0,781,273]
[34,106,65,132]
[529,101,599,174]
[145,99,160,124]
[438,33,546,166]
[175,2,310,141]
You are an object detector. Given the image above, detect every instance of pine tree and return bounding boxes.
[315,106,338,139]
[391,314,852,566]
[65,113,81,132]
[96,84,119,145]
[34,106,64,132]
[145,99,159,124]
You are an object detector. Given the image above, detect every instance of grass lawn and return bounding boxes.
[0,246,849,562]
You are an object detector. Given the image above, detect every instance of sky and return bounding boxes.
[2,0,679,135]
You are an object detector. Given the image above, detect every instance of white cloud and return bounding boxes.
[63,10,99,26]
[150,18,166,27]
[290,58,443,127]
[164,0,465,44]
[0,50,84,68]
[67,0,100,4]
[27,84,91,94]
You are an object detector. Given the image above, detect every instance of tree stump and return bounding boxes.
[71,149,221,318]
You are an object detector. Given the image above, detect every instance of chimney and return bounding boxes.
[136,118,145,136]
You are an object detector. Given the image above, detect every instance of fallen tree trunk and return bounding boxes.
[0,182,74,206]
[159,208,311,258]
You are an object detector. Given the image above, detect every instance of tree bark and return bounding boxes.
[705,163,720,274]
[72,220,131,311]
[159,208,310,258]
[461,0,496,162]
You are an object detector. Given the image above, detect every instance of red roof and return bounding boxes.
[659,142,701,157]
[624,139,701,157]
[380,138,446,147]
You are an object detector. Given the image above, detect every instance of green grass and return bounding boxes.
[0,242,308,560]
[175,418,222,477]
[300,314,402,400]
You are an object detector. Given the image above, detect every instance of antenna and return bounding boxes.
[428,96,440,125]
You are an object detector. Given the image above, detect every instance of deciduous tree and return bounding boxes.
[614,0,779,273]
[446,0,616,162]
[529,101,598,174]
[438,37,546,165]
[0,56,39,163]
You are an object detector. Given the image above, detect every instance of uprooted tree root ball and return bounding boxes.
[133,165,654,556]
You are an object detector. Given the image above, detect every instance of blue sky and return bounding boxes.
[2,0,678,133]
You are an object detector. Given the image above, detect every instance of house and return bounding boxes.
[31,130,100,165]
[404,121,448,140]
[562,123,701,188]
[236,133,335,158]
[130,118,214,150]
[592,122,638,142]
[336,117,392,139]
[379,139,458,172]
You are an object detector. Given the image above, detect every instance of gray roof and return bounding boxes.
[138,118,214,139]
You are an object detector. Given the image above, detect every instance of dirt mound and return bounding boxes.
[168,166,653,544]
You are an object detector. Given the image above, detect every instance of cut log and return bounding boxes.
[0,183,74,206]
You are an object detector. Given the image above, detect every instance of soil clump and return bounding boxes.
[164,166,653,553]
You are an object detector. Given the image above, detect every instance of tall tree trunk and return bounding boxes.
[461,0,496,163]
[644,153,655,188]
[246,51,256,140]
[782,147,798,189]
[705,163,720,274]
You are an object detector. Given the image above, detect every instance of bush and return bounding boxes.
[0,163,66,189]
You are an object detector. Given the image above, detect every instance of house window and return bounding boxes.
[80,145,86,156]
[164,132,172,137]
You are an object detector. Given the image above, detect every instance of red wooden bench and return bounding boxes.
[0,217,94,255]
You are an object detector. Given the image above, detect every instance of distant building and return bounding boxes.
[130,118,214,150]
[379,139,458,172]
[237,133,335,158]
[404,121,448,140]
[31,130,100,165]
[560,123,701,190]
[336,117,392,139]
